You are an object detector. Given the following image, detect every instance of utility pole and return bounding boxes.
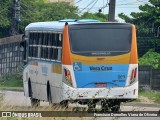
[108,0,116,22]
[10,0,21,36]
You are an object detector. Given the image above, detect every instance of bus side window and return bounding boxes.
[29,46,33,57]
[33,47,38,58]
[57,48,61,61]
[29,33,33,45]
[57,34,62,61]
[40,33,44,45]
[46,33,49,46]
[41,33,45,45]
[57,34,62,47]
[33,33,35,45]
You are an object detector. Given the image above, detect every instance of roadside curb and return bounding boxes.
[122,102,160,108]
[0,87,23,92]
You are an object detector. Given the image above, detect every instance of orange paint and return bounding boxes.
[71,53,131,64]
[62,25,72,65]
[31,62,38,66]
[62,24,138,65]
[130,25,138,64]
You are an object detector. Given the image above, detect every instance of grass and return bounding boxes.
[139,91,160,104]
[0,79,23,88]
[0,69,23,89]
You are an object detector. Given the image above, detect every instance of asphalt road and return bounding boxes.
[0,90,159,120]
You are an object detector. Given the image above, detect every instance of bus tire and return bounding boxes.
[101,99,110,112]
[87,100,96,112]
[28,80,40,107]
[28,79,32,97]
[101,99,120,112]
[47,83,52,104]
[111,100,120,112]
[31,98,40,108]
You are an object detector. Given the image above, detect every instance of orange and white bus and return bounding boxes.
[23,19,138,112]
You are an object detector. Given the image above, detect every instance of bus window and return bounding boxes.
[29,33,33,45]
[38,33,41,45]
[57,34,62,47]
[48,33,51,46]
[41,33,46,45]
[57,48,62,61]
[33,33,36,45]
[33,47,38,58]
[35,33,39,45]
[50,48,58,60]
[46,33,49,45]
[29,46,33,57]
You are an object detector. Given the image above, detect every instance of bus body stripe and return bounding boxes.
[130,25,138,64]
[62,26,72,65]
[71,53,130,64]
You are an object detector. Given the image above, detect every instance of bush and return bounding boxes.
[139,49,160,69]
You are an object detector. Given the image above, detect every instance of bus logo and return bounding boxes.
[73,62,82,71]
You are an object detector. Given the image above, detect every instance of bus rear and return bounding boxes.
[62,23,138,111]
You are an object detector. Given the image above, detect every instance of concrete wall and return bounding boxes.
[0,35,23,76]
[0,35,22,45]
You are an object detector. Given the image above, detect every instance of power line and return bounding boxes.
[78,0,96,13]
[75,0,83,4]
[87,0,99,12]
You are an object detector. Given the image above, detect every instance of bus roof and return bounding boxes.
[25,19,101,32]
[25,19,131,32]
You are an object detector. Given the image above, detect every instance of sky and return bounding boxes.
[74,0,150,21]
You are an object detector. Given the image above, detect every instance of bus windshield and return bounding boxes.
[69,24,132,56]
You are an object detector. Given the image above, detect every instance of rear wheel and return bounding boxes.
[31,98,40,107]
[111,100,120,112]
[28,80,40,107]
[87,100,97,112]
[47,84,52,105]
[101,99,120,112]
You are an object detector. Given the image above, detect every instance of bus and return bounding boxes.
[23,19,138,112]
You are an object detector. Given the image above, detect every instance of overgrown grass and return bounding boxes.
[139,91,160,104]
[0,65,23,88]
[0,74,23,88]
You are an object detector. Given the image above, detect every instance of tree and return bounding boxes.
[0,0,79,38]
[80,12,108,22]
[118,0,160,36]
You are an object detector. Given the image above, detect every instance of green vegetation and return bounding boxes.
[0,74,23,88]
[139,91,160,104]
[0,0,108,38]
[81,12,107,22]
[139,49,160,69]
[118,0,160,34]
[0,65,23,88]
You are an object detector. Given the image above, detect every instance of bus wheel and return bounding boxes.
[47,84,52,105]
[28,81,40,108]
[101,100,110,112]
[31,98,40,108]
[101,100,120,112]
[60,101,68,108]
[87,100,96,112]
[110,100,120,112]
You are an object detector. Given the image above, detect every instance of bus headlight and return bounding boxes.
[130,68,137,84]
[64,68,72,86]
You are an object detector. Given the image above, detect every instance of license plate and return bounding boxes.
[95,83,107,87]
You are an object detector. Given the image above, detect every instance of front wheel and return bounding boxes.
[31,98,40,108]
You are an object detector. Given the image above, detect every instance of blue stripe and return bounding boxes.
[73,64,129,88]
